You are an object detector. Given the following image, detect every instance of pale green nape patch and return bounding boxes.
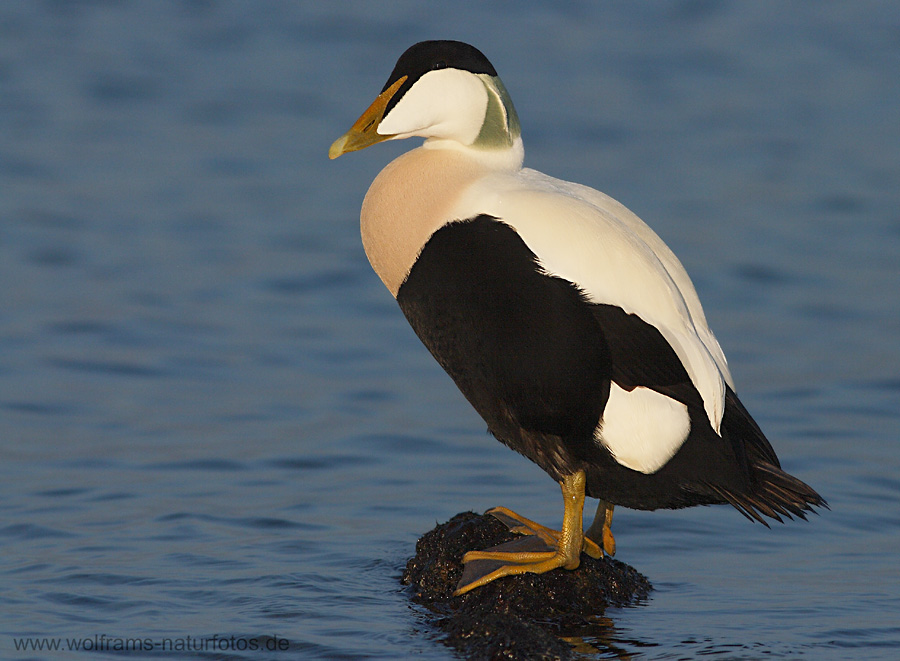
[472,75,521,149]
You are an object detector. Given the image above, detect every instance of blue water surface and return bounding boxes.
[2,2,899,659]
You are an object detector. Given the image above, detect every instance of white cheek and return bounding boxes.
[378,69,488,143]
[596,383,691,474]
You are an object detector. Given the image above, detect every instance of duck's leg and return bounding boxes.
[585,499,616,557]
[455,470,590,595]
[486,505,604,560]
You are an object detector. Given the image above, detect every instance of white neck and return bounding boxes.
[422,135,525,172]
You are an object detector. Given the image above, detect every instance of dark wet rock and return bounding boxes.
[402,511,652,660]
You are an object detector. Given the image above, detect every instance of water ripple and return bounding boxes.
[0,523,76,539]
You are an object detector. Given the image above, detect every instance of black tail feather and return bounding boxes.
[705,460,827,526]
[716,385,827,525]
[705,482,770,525]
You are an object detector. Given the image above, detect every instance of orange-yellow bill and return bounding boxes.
[329,76,407,159]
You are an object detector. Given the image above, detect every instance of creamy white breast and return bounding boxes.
[361,147,490,297]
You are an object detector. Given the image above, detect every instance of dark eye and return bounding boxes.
[432,60,447,70]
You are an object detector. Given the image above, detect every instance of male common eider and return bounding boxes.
[329,40,825,595]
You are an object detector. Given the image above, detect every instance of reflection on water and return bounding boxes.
[1,2,899,659]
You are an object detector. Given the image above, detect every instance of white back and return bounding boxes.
[449,167,731,433]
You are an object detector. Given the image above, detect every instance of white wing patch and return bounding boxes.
[597,383,691,474]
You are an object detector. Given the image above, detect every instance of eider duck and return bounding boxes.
[329,40,825,595]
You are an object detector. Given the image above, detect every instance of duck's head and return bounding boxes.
[329,40,521,159]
